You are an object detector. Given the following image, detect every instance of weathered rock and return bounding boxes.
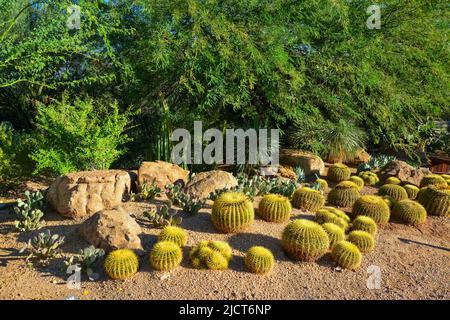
[345,149,371,165]
[185,170,238,199]
[380,160,431,186]
[79,207,142,251]
[279,149,325,176]
[278,165,297,181]
[138,161,189,189]
[47,170,131,219]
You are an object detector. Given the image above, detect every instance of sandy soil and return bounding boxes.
[0,183,449,300]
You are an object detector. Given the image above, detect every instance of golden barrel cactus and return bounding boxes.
[258,194,292,223]
[291,187,325,212]
[150,241,183,271]
[158,226,188,247]
[350,215,378,235]
[327,181,360,207]
[393,199,427,225]
[104,249,139,280]
[331,241,362,270]
[347,230,375,253]
[378,184,408,202]
[244,246,275,274]
[212,192,254,233]
[327,163,351,182]
[352,195,390,224]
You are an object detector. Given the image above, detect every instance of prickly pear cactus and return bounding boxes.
[393,199,427,225]
[352,195,390,224]
[321,223,345,249]
[104,249,139,280]
[158,226,188,247]
[150,241,183,271]
[211,192,254,233]
[350,215,378,235]
[291,187,325,212]
[378,184,408,202]
[327,181,360,207]
[347,230,375,253]
[244,246,275,274]
[258,194,292,223]
[331,241,362,270]
[327,163,351,182]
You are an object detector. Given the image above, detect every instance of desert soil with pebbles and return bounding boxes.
[0,183,449,300]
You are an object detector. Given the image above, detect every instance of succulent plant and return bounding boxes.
[64,245,105,279]
[211,192,254,233]
[20,230,65,263]
[257,193,292,223]
[349,176,364,190]
[189,240,232,270]
[358,171,379,186]
[104,249,139,280]
[352,195,390,224]
[385,177,401,185]
[381,195,395,208]
[327,163,351,182]
[420,174,448,189]
[351,215,378,235]
[392,199,427,225]
[158,226,188,247]
[132,180,162,201]
[150,241,183,271]
[421,187,449,217]
[291,187,325,212]
[416,186,431,205]
[321,223,345,249]
[403,184,420,199]
[316,178,329,191]
[14,190,46,232]
[269,178,299,198]
[327,181,360,207]
[178,192,205,215]
[357,162,371,173]
[347,230,375,253]
[244,246,275,274]
[282,219,329,261]
[144,201,182,228]
[331,241,362,270]
[165,183,184,205]
[294,166,306,184]
[378,184,408,201]
[314,207,349,230]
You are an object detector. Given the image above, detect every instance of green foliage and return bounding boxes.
[291,187,325,212]
[420,175,448,189]
[257,193,292,223]
[314,207,350,231]
[358,171,379,186]
[352,195,391,224]
[132,180,162,201]
[31,96,131,175]
[327,181,360,207]
[165,183,184,205]
[20,230,64,263]
[178,192,205,215]
[327,164,351,183]
[282,219,329,262]
[331,241,362,270]
[321,223,345,249]
[211,192,254,233]
[144,201,182,228]
[294,166,306,184]
[189,240,232,270]
[347,230,375,253]
[64,246,105,279]
[104,249,139,280]
[244,246,274,275]
[268,177,298,198]
[378,184,408,202]
[14,190,45,232]
[150,241,183,271]
[158,226,188,247]
[350,216,377,235]
[385,177,401,185]
[368,155,397,170]
[393,199,427,225]
[404,184,420,200]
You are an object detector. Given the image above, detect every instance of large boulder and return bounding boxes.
[138,161,189,189]
[279,149,325,176]
[79,207,142,252]
[380,160,431,186]
[345,149,371,165]
[47,170,131,219]
[185,170,238,199]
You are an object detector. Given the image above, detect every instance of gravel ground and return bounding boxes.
[0,184,449,300]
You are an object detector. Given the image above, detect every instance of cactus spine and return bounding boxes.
[351,215,377,235]
[244,246,275,274]
[358,171,379,186]
[347,230,375,253]
[331,241,362,270]
[404,184,420,200]
[352,195,390,224]
[211,192,254,233]
[321,223,345,249]
[314,207,350,231]
[150,241,183,271]
[282,219,329,261]
[104,249,139,280]
[291,187,325,212]
[378,184,408,201]
[327,163,351,182]
[189,240,232,270]
[327,181,360,207]
[393,199,427,225]
[258,194,292,223]
[158,226,188,247]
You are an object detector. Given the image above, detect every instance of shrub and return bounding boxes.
[211,192,254,233]
[347,230,375,253]
[420,174,448,189]
[178,192,206,215]
[314,207,350,231]
[189,240,232,270]
[351,216,378,235]
[404,185,420,199]
[150,241,183,271]
[282,219,329,261]
[20,231,65,263]
[257,194,292,223]
[291,187,325,212]
[385,177,401,185]
[327,181,360,207]
[244,246,275,274]
[158,226,188,247]
[358,171,379,186]
[349,176,364,190]
[31,96,131,175]
[321,223,345,249]
[352,195,390,224]
[327,163,351,182]
[331,241,362,270]
[393,200,427,225]
[104,249,139,280]
[378,184,408,202]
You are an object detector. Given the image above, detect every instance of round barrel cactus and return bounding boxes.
[352,195,390,224]
[420,174,448,189]
[282,219,329,261]
[393,199,427,225]
[347,230,375,253]
[314,207,349,230]
[189,240,232,270]
[211,192,254,233]
[104,249,139,280]
[258,194,292,223]
[317,178,329,191]
[321,222,345,249]
[291,187,325,212]
[150,241,183,271]
[385,177,401,185]
[331,241,362,270]
[378,184,408,201]
[358,171,379,186]
[403,184,420,200]
[158,226,188,247]
[422,188,449,217]
[327,163,351,182]
[327,181,360,207]
[351,215,378,235]
[349,176,364,190]
[244,246,275,274]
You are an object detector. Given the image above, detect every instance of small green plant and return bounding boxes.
[291,187,325,212]
[64,246,105,279]
[351,216,378,235]
[178,192,205,215]
[20,231,65,263]
[208,187,232,201]
[211,192,254,233]
[393,199,427,225]
[352,195,391,224]
[234,174,276,199]
[189,240,232,270]
[104,249,139,280]
[150,241,183,271]
[327,181,360,207]
[331,241,362,270]
[294,166,306,184]
[347,230,375,253]
[269,178,298,198]
[257,193,292,223]
[385,177,401,185]
[327,163,351,182]
[158,226,188,247]
[244,246,274,274]
[13,190,46,232]
[165,183,184,205]
[349,176,364,190]
[132,180,162,201]
[378,184,408,202]
[144,201,182,228]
